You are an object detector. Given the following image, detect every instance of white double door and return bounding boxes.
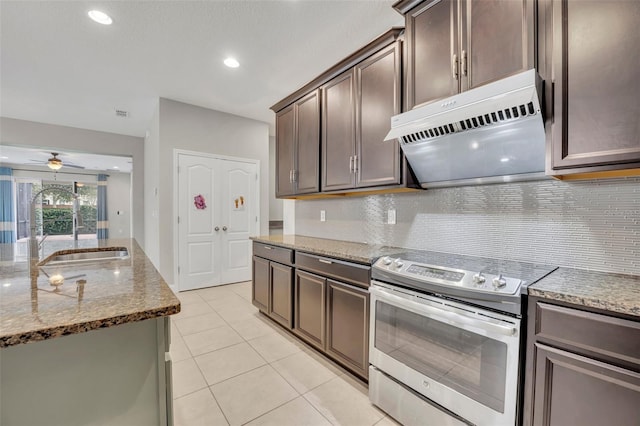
[177,153,259,291]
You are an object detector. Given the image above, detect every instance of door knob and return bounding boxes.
[214,226,220,231]
[222,226,228,231]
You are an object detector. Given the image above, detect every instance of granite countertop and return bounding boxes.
[251,234,402,265]
[528,267,640,318]
[253,235,640,319]
[0,238,180,348]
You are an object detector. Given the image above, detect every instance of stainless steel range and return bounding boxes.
[368,250,556,426]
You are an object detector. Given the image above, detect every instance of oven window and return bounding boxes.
[375,300,507,413]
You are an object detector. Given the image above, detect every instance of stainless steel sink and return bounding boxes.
[39,247,130,266]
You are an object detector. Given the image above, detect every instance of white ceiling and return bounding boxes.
[0,1,403,139]
[0,145,133,173]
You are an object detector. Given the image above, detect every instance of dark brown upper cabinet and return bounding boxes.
[541,0,640,178]
[275,90,320,198]
[322,70,356,191]
[356,43,403,188]
[322,41,402,192]
[397,0,535,110]
[272,28,411,199]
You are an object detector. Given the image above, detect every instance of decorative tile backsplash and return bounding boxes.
[295,177,640,275]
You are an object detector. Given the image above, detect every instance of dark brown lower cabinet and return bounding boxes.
[253,244,371,380]
[531,343,640,426]
[252,256,270,312]
[252,255,293,329]
[326,279,369,379]
[268,262,293,328]
[293,270,326,351]
[293,270,371,380]
[523,298,640,426]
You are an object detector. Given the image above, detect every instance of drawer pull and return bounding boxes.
[318,259,333,265]
[263,246,273,250]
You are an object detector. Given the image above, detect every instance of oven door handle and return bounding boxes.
[370,285,518,337]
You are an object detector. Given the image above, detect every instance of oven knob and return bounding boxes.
[473,273,486,284]
[492,274,507,289]
[382,256,392,266]
[393,259,404,269]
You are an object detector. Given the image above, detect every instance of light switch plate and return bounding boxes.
[387,209,396,225]
[320,210,326,222]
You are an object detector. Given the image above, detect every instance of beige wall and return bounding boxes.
[148,98,269,284]
[0,117,145,244]
[269,136,283,221]
[144,103,161,267]
[107,172,132,239]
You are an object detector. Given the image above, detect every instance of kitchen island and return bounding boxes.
[0,238,180,426]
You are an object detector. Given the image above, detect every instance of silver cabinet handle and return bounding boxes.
[292,170,297,183]
[353,155,358,173]
[222,226,228,231]
[452,53,458,80]
[318,258,333,265]
[289,170,293,183]
[461,50,467,77]
[349,156,354,173]
[263,245,272,250]
[214,226,220,231]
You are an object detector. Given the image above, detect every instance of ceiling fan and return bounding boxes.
[29,152,85,170]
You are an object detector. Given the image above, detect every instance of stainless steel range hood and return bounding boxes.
[386,69,546,188]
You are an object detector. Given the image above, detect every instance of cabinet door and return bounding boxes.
[406,0,459,109]
[355,42,402,188]
[531,343,640,426]
[269,262,293,329]
[293,270,326,350]
[461,0,533,92]
[275,106,295,197]
[325,280,369,379]
[322,70,356,191]
[547,0,640,172]
[295,90,321,194]
[251,256,270,312]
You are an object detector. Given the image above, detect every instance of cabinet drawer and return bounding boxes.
[253,242,294,265]
[296,252,370,288]
[535,302,640,366]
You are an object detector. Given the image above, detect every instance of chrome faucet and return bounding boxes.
[38,233,49,254]
[29,185,83,275]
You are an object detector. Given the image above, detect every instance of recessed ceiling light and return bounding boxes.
[224,57,240,68]
[0,156,8,159]
[88,10,113,25]
[113,166,119,169]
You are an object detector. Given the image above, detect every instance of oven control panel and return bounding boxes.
[374,256,523,295]
[405,264,464,282]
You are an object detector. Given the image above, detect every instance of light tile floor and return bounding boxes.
[170,281,399,426]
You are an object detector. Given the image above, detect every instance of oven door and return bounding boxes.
[369,281,521,426]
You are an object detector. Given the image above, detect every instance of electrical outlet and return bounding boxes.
[387,209,396,225]
[320,210,326,222]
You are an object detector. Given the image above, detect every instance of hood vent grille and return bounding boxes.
[401,101,537,145]
[384,69,547,188]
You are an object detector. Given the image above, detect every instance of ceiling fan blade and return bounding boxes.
[65,164,85,169]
